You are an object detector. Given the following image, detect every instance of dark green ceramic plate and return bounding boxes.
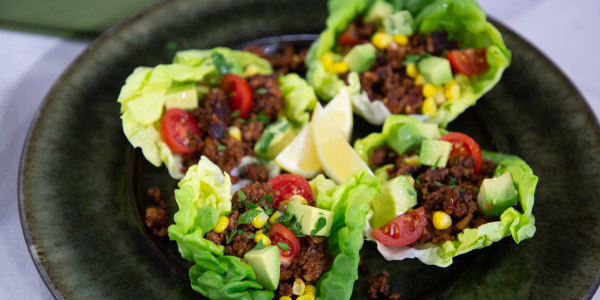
[18,0,600,299]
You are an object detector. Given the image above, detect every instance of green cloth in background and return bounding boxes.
[0,0,161,38]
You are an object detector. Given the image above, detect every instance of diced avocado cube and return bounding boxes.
[418,56,453,85]
[374,164,394,182]
[477,172,518,216]
[370,175,417,229]
[343,43,377,73]
[383,10,415,36]
[287,202,334,237]
[364,0,394,24]
[254,117,297,159]
[419,139,451,168]
[386,122,441,155]
[243,245,280,291]
[164,82,199,110]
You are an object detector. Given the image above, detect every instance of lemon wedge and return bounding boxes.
[275,88,354,178]
[311,103,372,184]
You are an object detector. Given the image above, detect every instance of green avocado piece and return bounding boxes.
[419,139,451,168]
[343,43,377,73]
[243,245,280,291]
[254,117,297,159]
[417,56,453,85]
[364,0,394,24]
[287,202,334,237]
[370,175,417,229]
[164,82,199,110]
[386,122,440,155]
[383,10,415,36]
[477,172,518,216]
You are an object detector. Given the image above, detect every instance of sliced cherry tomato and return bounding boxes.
[269,223,301,267]
[372,207,427,247]
[446,48,489,76]
[161,108,201,154]
[221,73,252,118]
[337,26,360,46]
[267,174,314,209]
[439,132,482,174]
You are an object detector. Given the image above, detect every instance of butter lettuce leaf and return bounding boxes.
[168,156,273,300]
[277,73,318,125]
[357,117,537,267]
[118,48,272,179]
[306,0,511,127]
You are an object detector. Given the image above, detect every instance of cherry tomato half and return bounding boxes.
[337,26,360,46]
[221,74,252,118]
[446,48,489,76]
[267,174,314,209]
[161,108,201,154]
[439,132,482,174]
[372,207,427,247]
[269,223,301,267]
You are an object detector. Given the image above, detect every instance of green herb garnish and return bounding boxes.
[277,242,290,251]
[310,216,327,237]
[211,52,231,75]
[449,176,457,187]
[217,144,227,151]
[256,87,267,95]
[238,209,263,225]
[226,230,237,244]
[254,240,264,250]
[434,181,442,188]
[230,110,240,118]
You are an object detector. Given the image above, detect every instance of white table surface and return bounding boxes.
[1,0,599,299]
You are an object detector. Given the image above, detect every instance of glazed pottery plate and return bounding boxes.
[19,0,600,299]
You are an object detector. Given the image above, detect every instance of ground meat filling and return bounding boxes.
[203,182,333,296]
[180,73,284,174]
[371,145,496,244]
[338,18,459,115]
[243,45,308,76]
[367,270,401,299]
[144,187,170,237]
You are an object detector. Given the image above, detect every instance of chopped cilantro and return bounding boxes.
[230,110,240,118]
[257,111,269,124]
[226,230,237,244]
[261,194,273,204]
[211,52,231,75]
[276,212,292,224]
[277,242,290,251]
[238,209,263,225]
[431,156,442,169]
[407,189,416,197]
[434,181,442,188]
[310,216,327,237]
[263,207,274,216]
[244,202,259,209]
[256,87,267,94]
[217,144,227,151]
[415,178,421,186]
[254,240,264,250]
[449,176,457,187]
[237,190,247,203]
[246,233,255,239]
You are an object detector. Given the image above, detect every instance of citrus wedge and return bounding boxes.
[275,88,354,178]
[311,104,372,184]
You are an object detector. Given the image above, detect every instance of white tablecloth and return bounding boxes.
[1,0,598,298]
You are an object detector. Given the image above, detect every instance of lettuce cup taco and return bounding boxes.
[305,0,511,126]
[354,115,537,267]
[168,156,381,299]
[117,47,317,180]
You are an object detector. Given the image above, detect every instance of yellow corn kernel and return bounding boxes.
[244,64,259,77]
[251,209,269,229]
[254,232,271,246]
[422,97,437,116]
[372,32,393,50]
[320,52,335,70]
[228,126,242,140]
[433,211,452,229]
[304,285,317,296]
[292,278,306,296]
[393,34,409,46]
[269,211,282,224]
[414,74,425,85]
[279,297,292,300]
[422,84,437,98]
[330,61,349,74]
[405,63,418,78]
[444,80,460,101]
[213,216,229,233]
[403,155,419,165]
[434,86,446,105]
[297,294,316,300]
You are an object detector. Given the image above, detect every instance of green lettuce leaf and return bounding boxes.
[278,73,318,126]
[117,48,272,179]
[316,171,381,300]
[356,117,537,267]
[305,0,511,127]
[168,156,273,300]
